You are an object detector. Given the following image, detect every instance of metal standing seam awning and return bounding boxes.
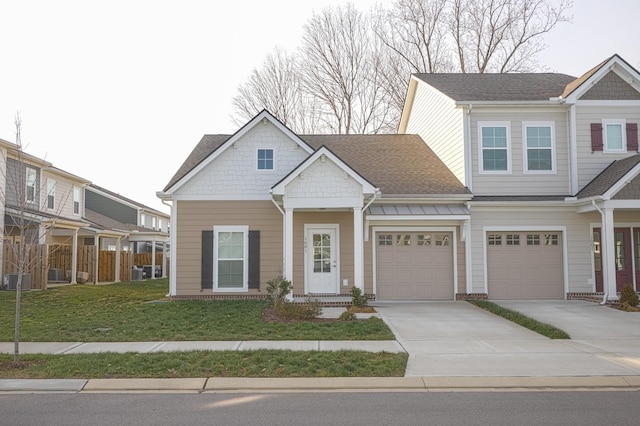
[364,204,471,242]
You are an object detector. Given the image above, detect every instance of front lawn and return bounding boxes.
[0,279,394,341]
[0,350,407,379]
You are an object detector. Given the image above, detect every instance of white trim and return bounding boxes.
[577,100,640,107]
[482,226,569,299]
[366,215,470,221]
[304,224,340,295]
[372,226,458,300]
[477,121,511,174]
[569,105,578,195]
[213,225,249,293]
[46,178,56,211]
[169,200,178,296]
[563,56,640,103]
[172,194,273,201]
[602,119,627,153]
[603,161,640,199]
[25,166,36,202]
[256,147,276,171]
[522,121,556,174]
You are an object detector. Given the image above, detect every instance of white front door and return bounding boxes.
[306,226,339,294]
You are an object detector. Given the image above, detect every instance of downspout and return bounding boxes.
[362,190,379,242]
[592,200,608,305]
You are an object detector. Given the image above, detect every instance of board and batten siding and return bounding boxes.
[178,122,310,197]
[174,200,283,296]
[470,109,571,196]
[468,207,598,295]
[574,104,640,191]
[404,83,465,184]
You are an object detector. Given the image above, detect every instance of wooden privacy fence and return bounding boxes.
[2,243,48,290]
[4,243,169,289]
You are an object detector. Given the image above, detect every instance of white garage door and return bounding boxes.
[377,232,454,300]
[487,231,563,299]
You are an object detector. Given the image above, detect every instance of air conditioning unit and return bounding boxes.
[3,273,31,290]
[131,267,143,281]
[48,268,62,282]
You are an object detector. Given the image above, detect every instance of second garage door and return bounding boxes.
[487,231,563,299]
[377,232,454,300]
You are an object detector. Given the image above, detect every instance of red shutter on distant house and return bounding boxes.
[627,123,638,152]
[591,123,603,152]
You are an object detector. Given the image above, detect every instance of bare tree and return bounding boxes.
[301,3,396,134]
[1,113,70,363]
[449,0,572,73]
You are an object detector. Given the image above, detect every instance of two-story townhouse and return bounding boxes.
[0,138,93,287]
[400,54,640,301]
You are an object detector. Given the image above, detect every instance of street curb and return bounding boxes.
[2,376,640,392]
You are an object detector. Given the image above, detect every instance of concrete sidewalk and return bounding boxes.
[0,340,404,355]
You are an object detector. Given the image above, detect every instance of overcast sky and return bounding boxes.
[1,0,638,214]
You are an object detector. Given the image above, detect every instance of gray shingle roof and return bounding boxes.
[577,154,640,199]
[164,134,470,196]
[414,73,577,102]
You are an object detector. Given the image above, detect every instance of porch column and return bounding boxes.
[284,208,294,301]
[71,228,78,284]
[602,208,617,299]
[151,239,157,279]
[162,241,167,278]
[115,237,121,283]
[353,207,364,291]
[94,235,99,284]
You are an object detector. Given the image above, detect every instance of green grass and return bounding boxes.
[0,278,394,341]
[0,351,408,379]
[468,300,571,339]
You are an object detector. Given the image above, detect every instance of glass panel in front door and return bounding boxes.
[313,233,331,273]
[615,231,626,271]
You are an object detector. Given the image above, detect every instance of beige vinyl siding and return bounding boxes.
[470,108,571,196]
[468,207,598,295]
[41,172,80,219]
[575,104,640,191]
[174,200,283,296]
[404,83,465,184]
[292,211,353,296]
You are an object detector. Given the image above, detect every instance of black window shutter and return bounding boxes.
[591,123,603,152]
[626,123,638,152]
[248,230,260,290]
[201,230,213,290]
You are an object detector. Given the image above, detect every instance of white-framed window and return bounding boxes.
[257,148,274,170]
[603,119,626,153]
[47,179,56,210]
[25,167,36,202]
[478,122,510,173]
[523,122,555,173]
[213,225,248,291]
[73,187,81,215]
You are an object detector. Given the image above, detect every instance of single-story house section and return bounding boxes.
[158,110,472,300]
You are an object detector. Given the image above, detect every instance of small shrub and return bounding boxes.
[339,310,356,321]
[350,286,368,308]
[619,284,639,308]
[272,297,322,321]
[266,275,292,308]
[618,302,639,312]
[348,306,376,313]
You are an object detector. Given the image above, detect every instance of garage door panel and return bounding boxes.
[377,232,454,300]
[487,232,563,299]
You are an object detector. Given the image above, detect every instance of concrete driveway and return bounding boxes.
[373,300,640,378]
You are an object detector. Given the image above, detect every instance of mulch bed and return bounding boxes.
[261,307,336,323]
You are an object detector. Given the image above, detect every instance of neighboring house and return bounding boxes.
[159,110,472,299]
[0,138,170,287]
[399,54,640,301]
[85,184,169,255]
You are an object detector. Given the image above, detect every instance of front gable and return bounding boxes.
[564,55,640,103]
[173,111,313,199]
[272,147,378,209]
[581,71,640,101]
[613,173,640,200]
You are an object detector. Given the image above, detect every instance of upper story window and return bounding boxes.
[479,122,510,173]
[257,149,274,170]
[73,187,81,215]
[603,119,626,153]
[47,179,56,210]
[25,167,36,202]
[524,122,555,173]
